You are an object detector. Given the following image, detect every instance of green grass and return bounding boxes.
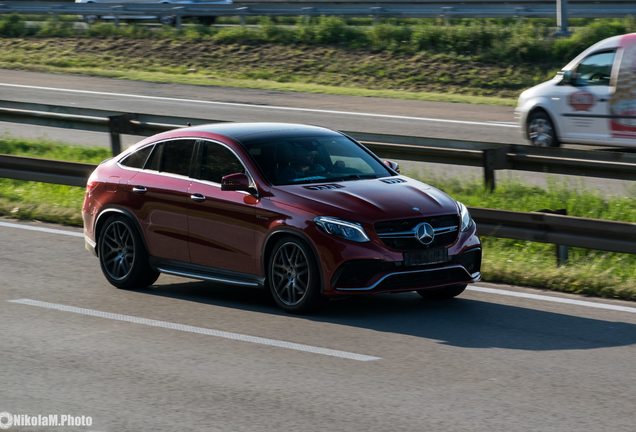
[1,15,635,103]
[1,136,635,300]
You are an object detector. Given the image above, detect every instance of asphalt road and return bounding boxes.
[1,218,636,432]
[0,69,633,194]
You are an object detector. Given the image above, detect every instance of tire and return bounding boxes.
[267,237,322,313]
[98,216,159,290]
[416,284,467,300]
[527,110,559,147]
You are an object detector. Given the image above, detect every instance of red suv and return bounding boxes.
[82,123,481,312]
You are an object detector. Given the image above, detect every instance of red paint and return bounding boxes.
[568,91,595,111]
[83,124,480,295]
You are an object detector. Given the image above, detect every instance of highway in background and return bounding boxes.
[1,218,636,431]
[1,69,634,194]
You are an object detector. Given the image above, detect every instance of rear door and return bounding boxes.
[125,139,195,263]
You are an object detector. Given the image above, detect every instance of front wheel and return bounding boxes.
[98,216,159,290]
[416,284,467,300]
[268,237,322,313]
[527,110,559,147]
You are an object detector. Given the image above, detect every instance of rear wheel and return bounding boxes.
[527,110,559,147]
[416,284,467,300]
[98,216,159,289]
[268,237,322,313]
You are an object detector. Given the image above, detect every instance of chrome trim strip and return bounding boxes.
[377,225,458,238]
[336,265,477,292]
[116,137,257,193]
[156,267,260,287]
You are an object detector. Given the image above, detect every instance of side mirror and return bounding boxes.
[561,70,579,86]
[221,172,250,192]
[383,160,400,173]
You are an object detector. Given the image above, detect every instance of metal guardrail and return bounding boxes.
[1,1,636,33]
[1,154,635,254]
[2,100,636,190]
[1,100,636,255]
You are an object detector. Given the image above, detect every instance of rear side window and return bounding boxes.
[195,141,245,184]
[120,145,153,169]
[145,139,195,176]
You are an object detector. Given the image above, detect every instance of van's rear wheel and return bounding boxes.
[527,110,559,147]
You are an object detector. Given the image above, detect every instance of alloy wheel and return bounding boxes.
[101,220,135,281]
[270,242,311,307]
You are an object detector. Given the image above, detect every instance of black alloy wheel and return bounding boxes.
[98,216,159,289]
[268,237,321,313]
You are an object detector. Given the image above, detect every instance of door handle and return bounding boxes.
[190,193,206,202]
[132,186,147,194]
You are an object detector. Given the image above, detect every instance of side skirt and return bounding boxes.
[149,257,266,288]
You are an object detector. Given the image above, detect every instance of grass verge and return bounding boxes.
[1,136,634,300]
[1,16,635,103]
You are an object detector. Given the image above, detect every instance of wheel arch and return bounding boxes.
[261,228,324,292]
[94,207,147,257]
[526,105,561,143]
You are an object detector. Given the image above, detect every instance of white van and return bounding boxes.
[516,33,636,148]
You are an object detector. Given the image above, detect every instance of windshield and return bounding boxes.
[241,134,394,186]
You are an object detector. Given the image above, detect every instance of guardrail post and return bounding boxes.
[482,148,508,191]
[556,0,570,36]
[538,208,569,265]
[108,114,135,156]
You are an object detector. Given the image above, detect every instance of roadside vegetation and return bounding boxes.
[1,136,635,300]
[0,15,635,102]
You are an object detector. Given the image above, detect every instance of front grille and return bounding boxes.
[375,214,459,250]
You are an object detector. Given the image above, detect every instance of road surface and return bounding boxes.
[1,218,635,431]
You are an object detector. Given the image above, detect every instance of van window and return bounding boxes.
[576,51,616,86]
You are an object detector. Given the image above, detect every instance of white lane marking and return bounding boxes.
[8,298,381,362]
[0,221,83,238]
[470,285,636,314]
[0,83,518,128]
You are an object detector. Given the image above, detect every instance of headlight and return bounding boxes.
[458,202,474,232]
[314,216,370,243]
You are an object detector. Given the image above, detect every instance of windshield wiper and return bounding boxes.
[336,174,379,181]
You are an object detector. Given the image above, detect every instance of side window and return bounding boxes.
[576,51,616,86]
[196,141,245,184]
[146,140,195,176]
[120,145,153,169]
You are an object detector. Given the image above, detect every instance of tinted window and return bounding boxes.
[577,51,616,86]
[196,141,245,183]
[120,145,153,169]
[147,140,195,176]
[242,135,392,185]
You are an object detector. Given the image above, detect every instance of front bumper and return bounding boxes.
[330,248,481,294]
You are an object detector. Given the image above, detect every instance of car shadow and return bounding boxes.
[142,280,636,352]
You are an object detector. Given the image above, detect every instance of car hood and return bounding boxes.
[271,177,459,223]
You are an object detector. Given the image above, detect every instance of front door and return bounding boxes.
[558,50,616,144]
[187,140,261,276]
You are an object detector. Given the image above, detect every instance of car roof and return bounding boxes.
[184,122,343,143]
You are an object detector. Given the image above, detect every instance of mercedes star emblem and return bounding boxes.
[415,222,435,245]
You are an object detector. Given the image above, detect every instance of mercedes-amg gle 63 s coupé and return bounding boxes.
[82,123,481,312]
